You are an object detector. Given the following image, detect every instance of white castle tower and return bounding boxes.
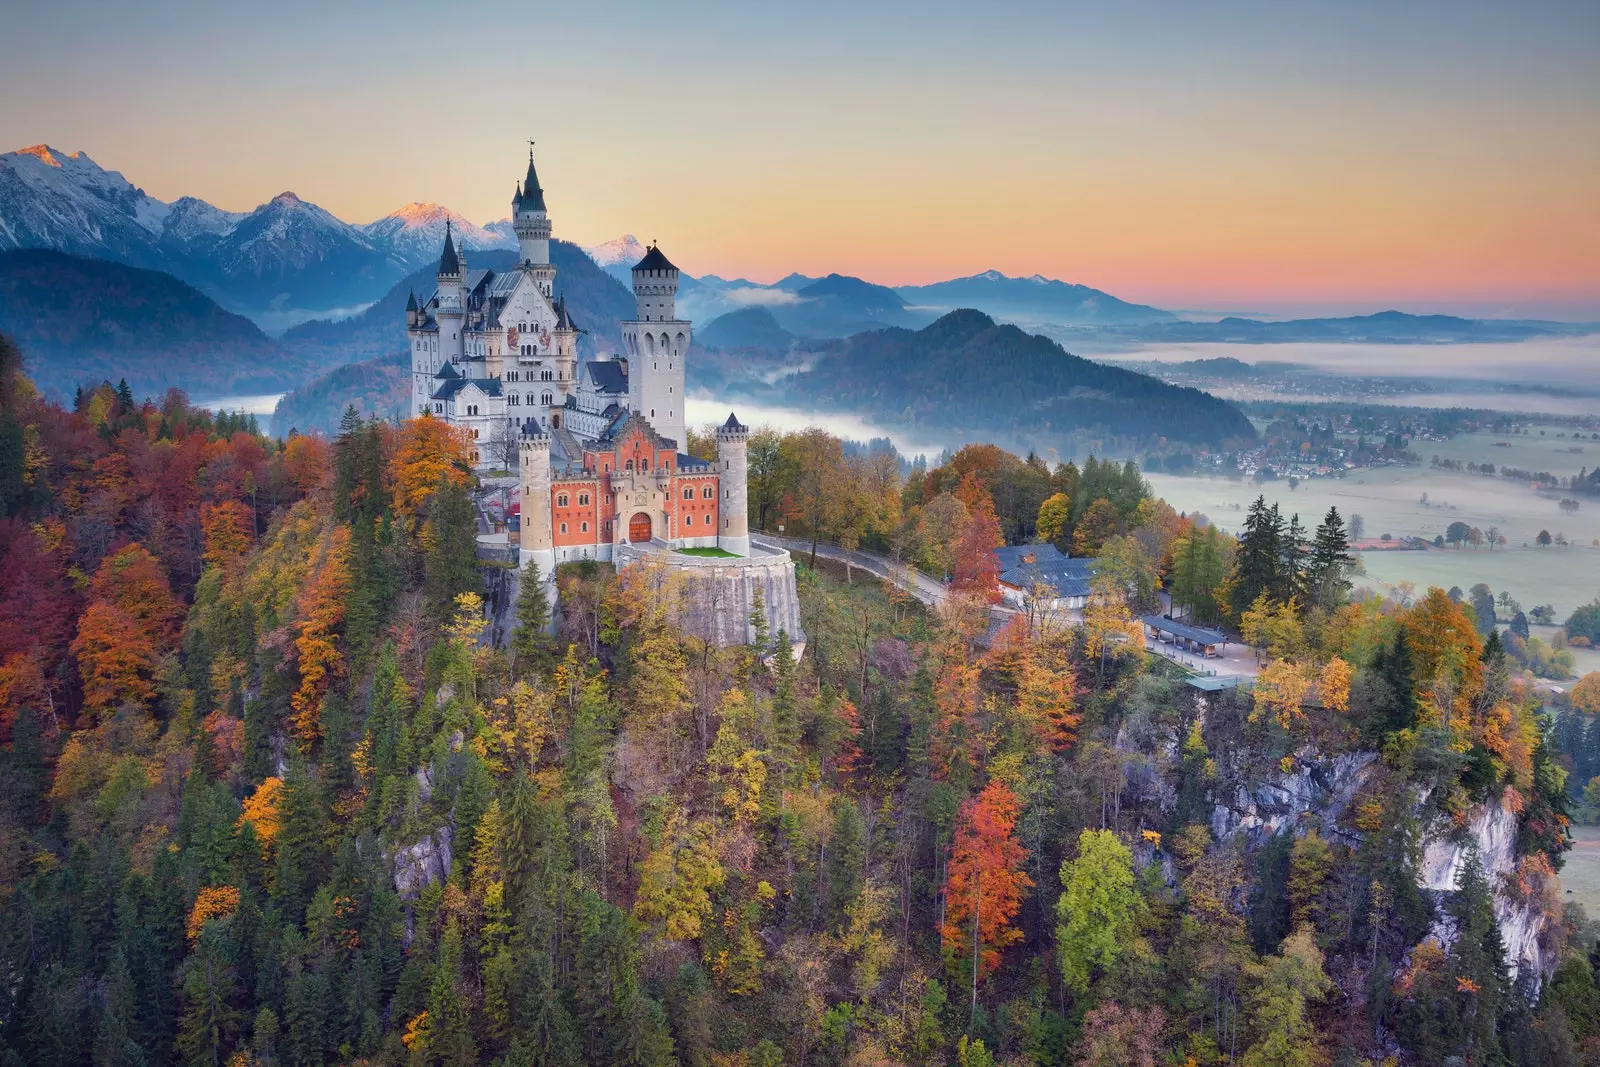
[435,223,466,365]
[512,148,555,299]
[622,244,690,452]
[716,412,750,556]
[518,424,555,574]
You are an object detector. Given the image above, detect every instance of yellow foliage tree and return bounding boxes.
[238,776,284,851]
[1253,659,1313,732]
[634,810,727,941]
[1318,657,1352,716]
[290,525,352,749]
[187,885,241,942]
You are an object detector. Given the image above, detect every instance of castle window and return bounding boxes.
[580,522,588,533]
[685,515,693,526]
[557,494,569,507]
[435,403,443,413]
[578,493,589,506]
[703,486,713,499]
[625,460,634,472]
[683,488,693,500]
[541,393,553,406]
[560,523,567,534]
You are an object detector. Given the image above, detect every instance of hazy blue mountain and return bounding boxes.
[272,350,411,437]
[770,309,1255,447]
[1104,309,1592,344]
[361,203,513,269]
[0,249,316,400]
[896,269,1176,325]
[699,306,795,352]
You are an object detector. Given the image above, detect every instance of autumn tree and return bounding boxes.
[1073,497,1121,556]
[1035,491,1070,546]
[941,781,1033,1010]
[290,525,352,749]
[389,413,473,523]
[1241,926,1331,1067]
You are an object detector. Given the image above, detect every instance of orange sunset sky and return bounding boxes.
[2,0,1597,317]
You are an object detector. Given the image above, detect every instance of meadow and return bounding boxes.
[1145,427,1600,618]
[1562,826,1600,921]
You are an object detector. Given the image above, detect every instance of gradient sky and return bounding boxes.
[3,0,1598,316]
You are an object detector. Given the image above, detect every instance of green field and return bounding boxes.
[1563,826,1600,920]
[1145,426,1600,618]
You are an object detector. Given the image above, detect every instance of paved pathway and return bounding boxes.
[752,534,952,608]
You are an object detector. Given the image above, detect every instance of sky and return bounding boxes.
[2,0,1598,317]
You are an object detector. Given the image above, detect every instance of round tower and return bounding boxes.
[622,243,690,452]
[717,412,750,557]
[552,296,578,395]
[518,424,555,575]
[512,148,555,298]
[435,222,466,364]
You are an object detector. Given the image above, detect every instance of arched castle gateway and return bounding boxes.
[409,147,801,647]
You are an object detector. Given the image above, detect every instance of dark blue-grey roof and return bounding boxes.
[677,452,713,471]
[433,361,461,379]
[583,360,628,395]
[1141,616,1229,646]
[721,412,745,431]
[632,244,677,272]
[405,290,417,312]
[437,222,460,275]
[520,152,546,211]
[430,376,503,401]
[995,544,1094,598]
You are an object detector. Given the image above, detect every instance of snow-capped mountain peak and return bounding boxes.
[583,234,648,269]
[361,203,513,267]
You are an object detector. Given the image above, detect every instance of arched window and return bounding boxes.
[578,493,589,506]
[625,459,634,472]
[557,494,569,507]
[541,392,553,406]
[682,487,693,500]
[580,522,589,533]
[685,514,693,526]
[703,486,713,499]
[560,522,567,534]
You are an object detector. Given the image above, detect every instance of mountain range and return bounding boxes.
[0,145,512,327]
[897,269,1175,326]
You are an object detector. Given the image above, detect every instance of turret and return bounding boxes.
[405,290,418,328]
[512,147,555,297]
[622,243,691,452]
[518,423,555,576]
[716,412,750,556]
[435,223,466,364]
[552,297,579,391]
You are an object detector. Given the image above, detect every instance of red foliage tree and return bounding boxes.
[71,601,159,713]
[951,475,1003,604]
[941,781,1033,995]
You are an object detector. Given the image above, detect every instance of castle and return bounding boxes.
[406,150,799,646]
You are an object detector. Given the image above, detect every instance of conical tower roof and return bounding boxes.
[437,221,461,276]
[520,150,546,212]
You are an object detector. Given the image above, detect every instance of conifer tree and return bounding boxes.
[509,561,554,677]
[1230,496,1284,616]
[1303,506,1352,609]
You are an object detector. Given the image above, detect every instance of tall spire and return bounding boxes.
[521,143,547,211]
[437,219,460,276]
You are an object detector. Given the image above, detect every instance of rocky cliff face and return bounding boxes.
[1418,793,1560,988]
[1211,753,1560,993]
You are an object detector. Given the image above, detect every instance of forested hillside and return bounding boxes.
[0,249,305,400]
[780,310,1257,449]
[0,332,1595,1067]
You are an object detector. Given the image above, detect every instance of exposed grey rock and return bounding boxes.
[392,825,452,901]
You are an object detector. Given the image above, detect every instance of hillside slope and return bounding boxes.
[897,269,1176,325]
[0,249,312,399]
[780,308,1255,446]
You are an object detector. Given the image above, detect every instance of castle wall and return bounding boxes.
[614,542,805,648]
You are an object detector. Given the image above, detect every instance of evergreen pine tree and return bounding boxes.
[509,562,554,677]
[423,479,482,628]
[1230,496,1284,616]
[1303,506,1353,609]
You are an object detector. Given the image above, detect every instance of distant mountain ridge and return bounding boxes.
[1098,309,1593,344]
[0,248,318,399]
[897,269,1176,325]
[768,309,1255,448]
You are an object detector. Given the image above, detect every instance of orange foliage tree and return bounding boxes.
[201,499,255,569]
[941,781,1033,1000]
[290,526,352,748]
[389,414,473,522]
[187,885,241,942]
[71,601,159,712]
[282,433,333,496]
[89,544,182,647]
[238,775,284,851]
[1401,587,1484,727]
